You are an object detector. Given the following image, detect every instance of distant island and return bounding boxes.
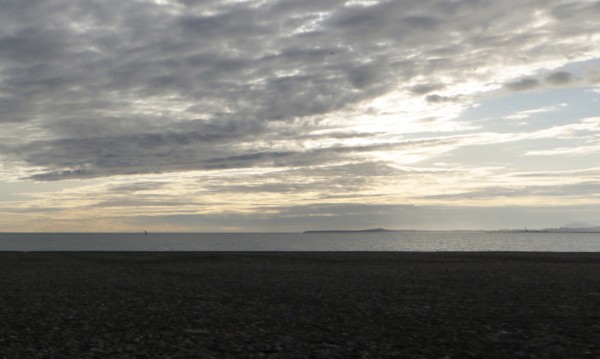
[304,228,399,233]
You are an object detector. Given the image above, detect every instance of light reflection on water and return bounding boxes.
[1,231,600,251]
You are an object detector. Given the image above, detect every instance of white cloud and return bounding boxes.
[525,144,600,156]
[503,103,568,120]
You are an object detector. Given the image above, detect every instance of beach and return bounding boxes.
[1,252,599,358]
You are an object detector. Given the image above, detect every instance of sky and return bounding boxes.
[1,0,600,232]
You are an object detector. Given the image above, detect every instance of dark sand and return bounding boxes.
[1,252,599,358]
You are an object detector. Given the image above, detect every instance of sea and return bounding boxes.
[0,231,599,251]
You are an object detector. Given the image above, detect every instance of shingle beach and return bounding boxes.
[1,252,599,358]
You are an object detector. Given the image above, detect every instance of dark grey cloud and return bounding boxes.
[0,206,66,214]
[91,199,200,208]
[551,1,600,20]
[108,181,168,194]
[21,136,455,181]
[515,168,600,178]
[409,83,446,95]
[10,120,266,180]
[504,78,540,91]
[504,70,583,91]
[545,71,575,86]
[1,0,600,182]
[425,94,461,103]
[585,63,600,84]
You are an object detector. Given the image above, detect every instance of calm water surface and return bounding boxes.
[1,231,599,251]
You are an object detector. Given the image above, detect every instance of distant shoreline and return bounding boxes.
[304,228,403,233]
[494,229,600,233]
[304,227,600,234]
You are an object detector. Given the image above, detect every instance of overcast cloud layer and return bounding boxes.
[1,0,600,231]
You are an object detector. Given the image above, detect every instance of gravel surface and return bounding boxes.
[1,251,599,358]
